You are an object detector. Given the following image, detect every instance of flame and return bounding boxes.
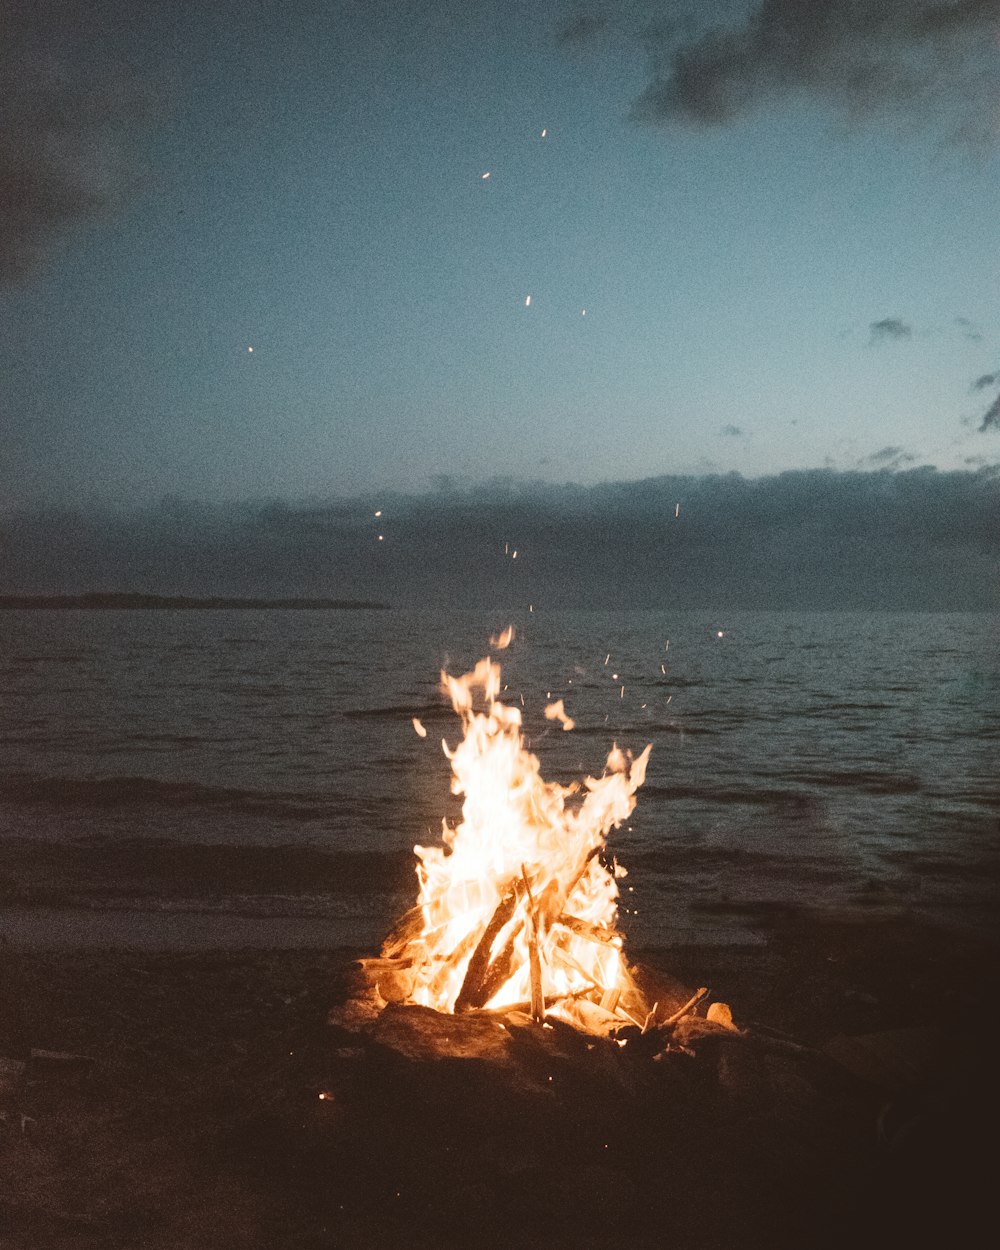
[386,655,651,1026]
[543,699,574,731]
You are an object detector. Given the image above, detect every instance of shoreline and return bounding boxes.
[2,917,997,1248]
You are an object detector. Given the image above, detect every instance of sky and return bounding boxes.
[0,1,998,605]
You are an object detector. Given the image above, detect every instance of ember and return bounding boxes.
[368,640,656,1035]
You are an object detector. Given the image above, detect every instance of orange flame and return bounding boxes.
[393,656,651,1023]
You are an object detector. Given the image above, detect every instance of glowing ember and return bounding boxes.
[379,645,652,1032]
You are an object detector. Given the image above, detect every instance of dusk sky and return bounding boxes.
[4,0,1000,511]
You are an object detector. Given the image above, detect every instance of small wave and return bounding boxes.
[642,783,817,810]
[342,702,453,721]
[785,769,922,795]
[0,771,333,819]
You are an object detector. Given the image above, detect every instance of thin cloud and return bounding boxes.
[972,372,1000,391]
[862,446,916,468]
[720,424,744,437]
[979,393,1000,432]
[631,0,1000,143]
[869,318,913,343]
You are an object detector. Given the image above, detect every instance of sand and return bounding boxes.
[1,916,997,1250]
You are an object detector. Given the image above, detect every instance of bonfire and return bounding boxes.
[360,636,673,1037]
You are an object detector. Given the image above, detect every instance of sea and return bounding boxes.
[1,608,997,951]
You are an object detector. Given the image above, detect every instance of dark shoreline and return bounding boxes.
[1,918,997,1248]
[0,593,390,610]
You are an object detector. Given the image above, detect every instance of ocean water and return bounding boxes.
[1,608,997,948]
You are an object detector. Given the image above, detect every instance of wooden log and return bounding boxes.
[467,920,525,1009]
[661,987,709,1027]
[455,882,522,1012]
[521,866,545,1023]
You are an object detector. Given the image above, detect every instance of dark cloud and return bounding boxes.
[0,1,150,281]
[720,424,743,436]
[972,372,1000,391]
[631,0,1000,141]
[979,392,1000,433]
[869,317,913,343]
[1,468,996,611]
[862,446,915,468]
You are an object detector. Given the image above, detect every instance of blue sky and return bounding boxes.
[3,0,1000,507]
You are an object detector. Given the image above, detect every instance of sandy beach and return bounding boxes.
[2,913,997,1250]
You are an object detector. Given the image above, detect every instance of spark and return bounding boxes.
[620,685,624,699]
[604,654,610,666]
[524,294,531,307]
[378,534,384,541]
[512,550,518,559]
[716,631,724,638]
[581,309,586,316]
[374,510,382,517]
[540,128,547,137]
[660,663,665,675]
[412,718,427,738]
[611,672,618,680]
[247,345,254,353]
[481,171,491,179]
[675,503,680,518]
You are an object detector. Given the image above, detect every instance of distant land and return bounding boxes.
[0,593,390,611]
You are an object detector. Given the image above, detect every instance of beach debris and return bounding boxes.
[28,1048,96,1074]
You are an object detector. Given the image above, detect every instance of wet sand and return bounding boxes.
[1,914,997,1250]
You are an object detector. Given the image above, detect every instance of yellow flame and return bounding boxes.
[396,656,651,1019]
[544,699,574,731]
[490,624,515,650]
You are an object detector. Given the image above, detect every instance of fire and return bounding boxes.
[380,646,652,1031]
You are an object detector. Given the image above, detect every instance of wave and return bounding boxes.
[0,771,337,819]
[641,783,818,809]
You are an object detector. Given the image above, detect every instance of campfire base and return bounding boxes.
[320,955,888,1249]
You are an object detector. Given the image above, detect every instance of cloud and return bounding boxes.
[1,468,997,611]
[956,315,984,342]
[972,372,1000,391]
[631,0,1000,142]
[869,317,913,343]
[862,446,916,468]
[0,2,150,282]
[979,392,1000,432]
[720,424,743,436]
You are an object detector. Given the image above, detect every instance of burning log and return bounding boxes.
[454,881,522,1012]
[521,866,545,1023]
